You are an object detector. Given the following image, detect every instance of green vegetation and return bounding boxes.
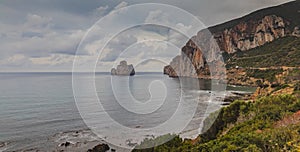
[295,82,300,91]
[197,95,300,152]
[272,84,291,93]
[133,95,300,152]
[245,69,284,83]
[287,68,300,81]
[226,36,300,68]
[133,135,192,152]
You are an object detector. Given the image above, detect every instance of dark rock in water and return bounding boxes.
[0,142,8,149]
[111,149,116,152]
[223,96,240,103]
[60,141,71,147]
[65,141,71,147]
[0,142,5,148]
[87,143,110,152]
[111,60,135,76]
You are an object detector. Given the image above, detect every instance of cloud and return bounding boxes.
[144,10,173,26]
[30,54,74,66]
[99,33,138,62]
[135,59,168,72]
[114,1,128,10]
[93,5,109,17]
[0,12,87,72]
[0,54,28,66]
[25,14,53,29]
[1,29,85,57]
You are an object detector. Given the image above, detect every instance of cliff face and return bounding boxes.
[164,1,300,78]
[164,15,294,78]
[216,15,286,53]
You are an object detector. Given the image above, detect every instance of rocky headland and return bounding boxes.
[163,1,300,84]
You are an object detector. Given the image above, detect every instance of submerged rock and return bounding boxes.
[87,143,110,152]
[111,61,135,76]
[0,142,8,151]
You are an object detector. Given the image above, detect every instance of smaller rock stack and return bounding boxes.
[111,61,135,76]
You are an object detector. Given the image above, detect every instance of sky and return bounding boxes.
[0,0,293,72]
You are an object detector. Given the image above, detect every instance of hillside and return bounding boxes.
[163,0,300,78]
[133,95,300,152]
[226,36,300,68]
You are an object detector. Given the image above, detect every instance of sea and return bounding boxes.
[0,72,255,151]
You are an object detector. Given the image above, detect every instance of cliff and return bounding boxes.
[164,0,300,78]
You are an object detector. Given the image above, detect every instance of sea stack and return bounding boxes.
[111,60,135,76]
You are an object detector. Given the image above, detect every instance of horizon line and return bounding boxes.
[0,71,164,73]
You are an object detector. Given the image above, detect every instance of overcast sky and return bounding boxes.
[0,0,293,72]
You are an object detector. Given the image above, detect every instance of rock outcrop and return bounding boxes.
[215,15,286,53]
[164,15,292,78]
[111,61,135,76]
[164,1,300,78]
[87,144,110,152]
[292,26,300,37]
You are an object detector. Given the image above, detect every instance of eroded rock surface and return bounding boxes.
[164,14,297,78]
[164,1,300,78]
[111,61,135,76]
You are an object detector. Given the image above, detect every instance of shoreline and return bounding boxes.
[2,130,118,152]
[165,74,259,88]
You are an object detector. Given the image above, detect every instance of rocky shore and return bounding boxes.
[3,130,116,152]
[0,142,9,152]
[222,91,253,105]
[50,130,106,152]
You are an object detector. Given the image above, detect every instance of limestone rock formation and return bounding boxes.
[111,61,135,76]
[164,0,300,78]
[216,15,286,53]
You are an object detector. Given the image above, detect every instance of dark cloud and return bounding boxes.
[125,0,293,26]
[1,0,117,15]
[22,32,44,38]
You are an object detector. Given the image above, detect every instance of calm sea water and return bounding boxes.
[0,73,255,151]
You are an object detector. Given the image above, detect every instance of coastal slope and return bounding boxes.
[164,0,300,78]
